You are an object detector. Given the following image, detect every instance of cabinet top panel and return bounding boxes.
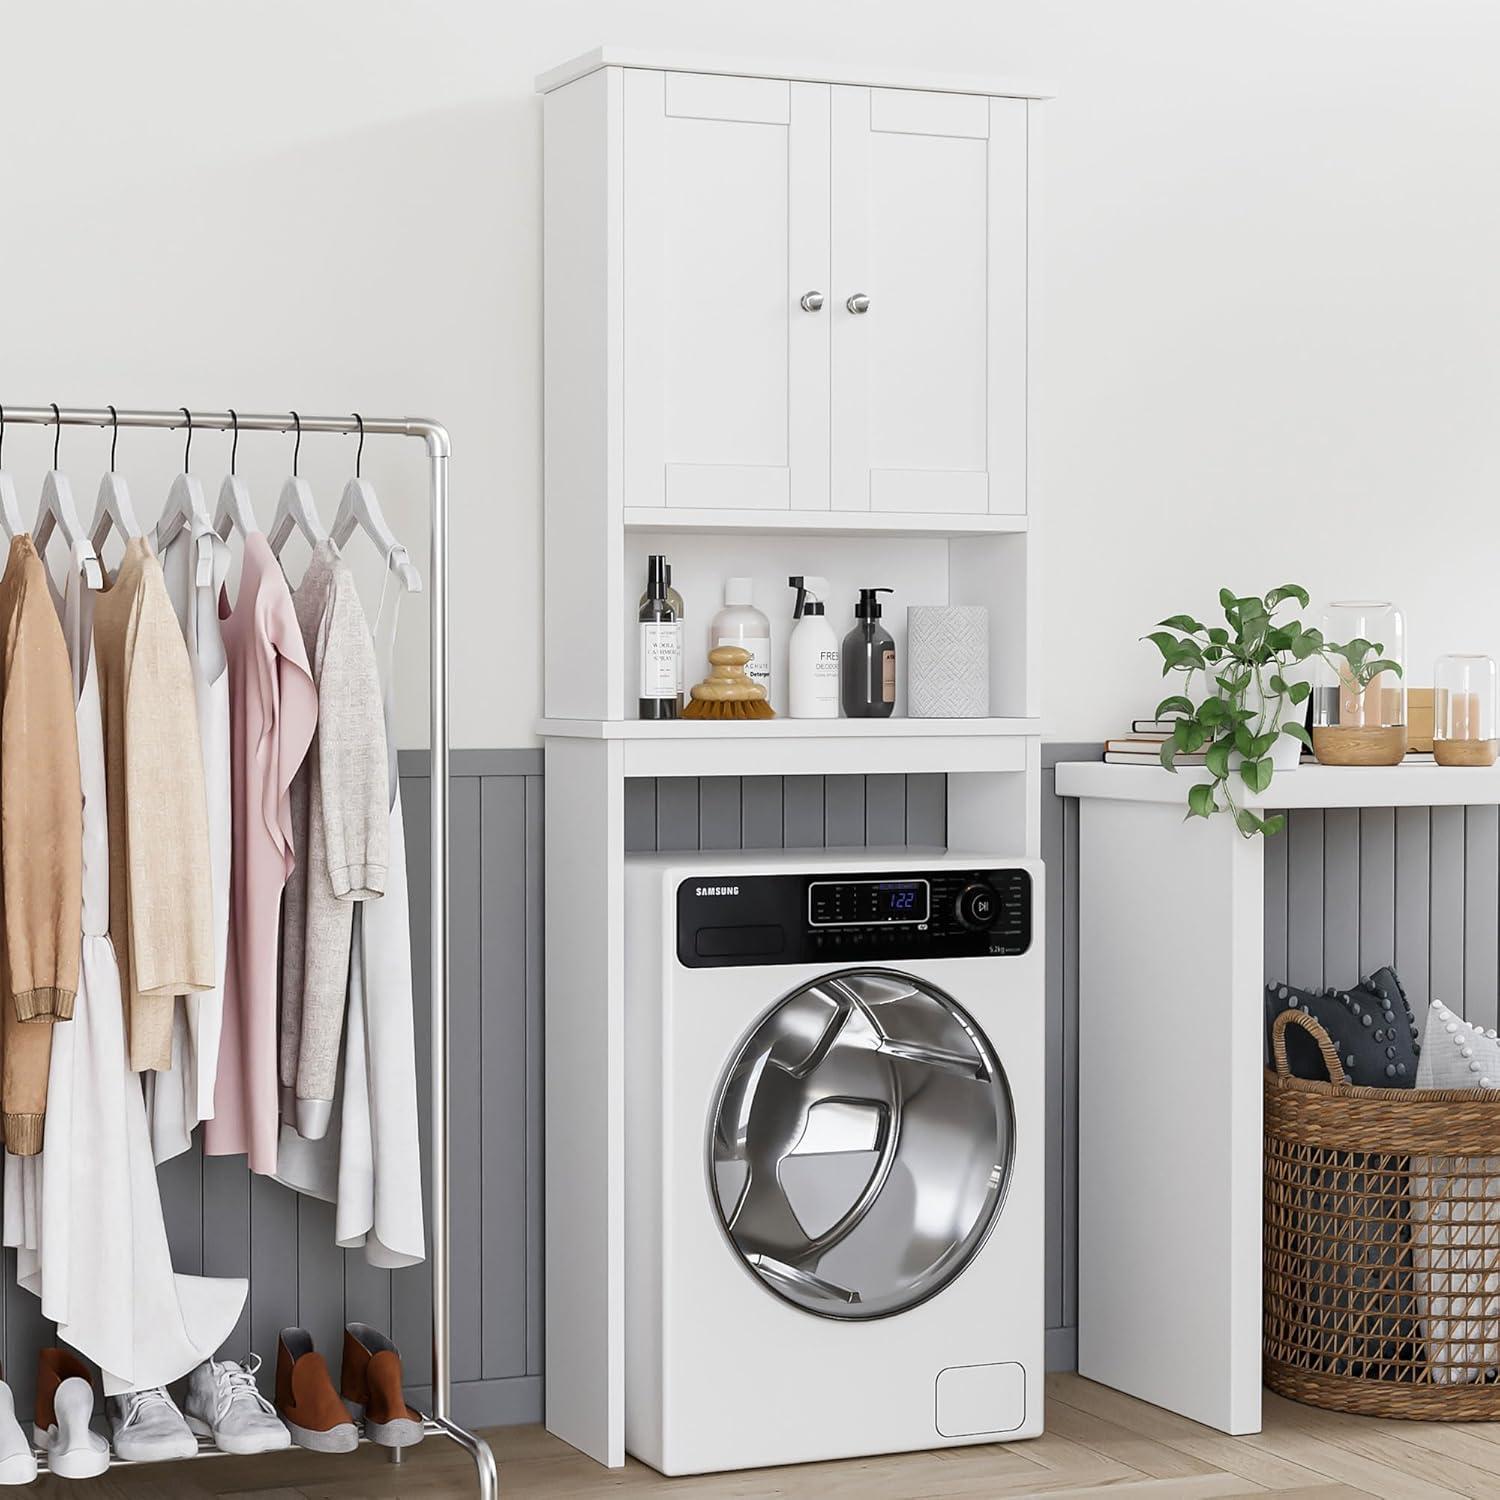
[535,47,1054,101]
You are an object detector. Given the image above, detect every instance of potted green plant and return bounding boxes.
[1146,585,1323,838]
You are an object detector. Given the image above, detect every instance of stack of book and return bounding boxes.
[1104,719,1192,766]
[1105,717,1329,765]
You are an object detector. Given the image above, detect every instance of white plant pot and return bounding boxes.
[1265,731,1303,773]
[1220,674,1302,776]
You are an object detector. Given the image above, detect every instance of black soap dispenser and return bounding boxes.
[841,588,896,718]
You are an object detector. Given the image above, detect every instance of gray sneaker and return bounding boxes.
[183,1356,291,1455]
[105,1386,197,1462]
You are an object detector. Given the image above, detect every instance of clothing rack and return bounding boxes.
[0,404,498,1497]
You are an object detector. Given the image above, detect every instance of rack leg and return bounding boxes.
[433,1417,500,1498]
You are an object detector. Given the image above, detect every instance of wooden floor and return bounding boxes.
[70,1374,1500,1497]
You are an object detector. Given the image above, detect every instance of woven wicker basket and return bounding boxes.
[1265,1009,1500,1418]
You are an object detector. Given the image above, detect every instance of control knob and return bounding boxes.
[954,882,999,930]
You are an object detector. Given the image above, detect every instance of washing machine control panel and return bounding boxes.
[677,867,1032,968]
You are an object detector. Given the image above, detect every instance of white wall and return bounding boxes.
[4,1,1498,745]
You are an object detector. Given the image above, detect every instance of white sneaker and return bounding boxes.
[183,1355,290,1456]
[35,1375,110,1479]
[106,1386,197,1462]
[0,1381,35,1485]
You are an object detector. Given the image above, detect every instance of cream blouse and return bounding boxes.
[92,537,214,1071]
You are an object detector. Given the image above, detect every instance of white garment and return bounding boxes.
[276,563,424,1266]
[2,545,247,1394]
[145,519,232,1162]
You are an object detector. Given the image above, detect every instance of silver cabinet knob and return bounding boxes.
[846,292,871,314]
[800,290,824,312]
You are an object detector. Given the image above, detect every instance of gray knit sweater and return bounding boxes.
[279,542,389,1138]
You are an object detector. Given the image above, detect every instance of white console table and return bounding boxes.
[1054,760,1500,1435]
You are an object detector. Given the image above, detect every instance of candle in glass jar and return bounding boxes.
[1440,689,1482,740]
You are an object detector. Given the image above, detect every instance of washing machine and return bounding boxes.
[623,849,1044,1476]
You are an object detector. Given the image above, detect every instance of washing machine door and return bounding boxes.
[709,968,1014,1320]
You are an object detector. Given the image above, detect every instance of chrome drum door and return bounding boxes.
[708,969,1014,1319]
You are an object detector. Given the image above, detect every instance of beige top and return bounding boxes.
[0,535,83,1153]
[93,537,214,1071]
[280,541,388,1136]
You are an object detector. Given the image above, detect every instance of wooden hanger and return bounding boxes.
[267,411,329,557]
[32,405,103,589]
[330,416,422,592]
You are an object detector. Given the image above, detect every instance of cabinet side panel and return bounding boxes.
[623,70,667,510]
[988,97,1028,515]
[1023,101,1043,716]
[544,740,626,1463]
[545,71,623,719]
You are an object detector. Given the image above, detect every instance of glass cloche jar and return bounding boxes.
[1433,654,1498,767]
[1311,601,1406,766]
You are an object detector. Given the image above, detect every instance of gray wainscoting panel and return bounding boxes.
[1263,803,1500,1030]
[0,762,546,1432]
[622,773,947,854]
[62,747,1500,1434]
[43,743,1496,1437]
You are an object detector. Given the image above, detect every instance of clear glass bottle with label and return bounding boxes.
[638,554,680,719]
[639,561,685,707]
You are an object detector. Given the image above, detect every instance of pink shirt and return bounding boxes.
[204,535,317,1173]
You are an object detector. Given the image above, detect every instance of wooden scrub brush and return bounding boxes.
[683,645,775,721]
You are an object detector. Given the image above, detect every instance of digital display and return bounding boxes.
[808,878,930,926]
[877,882,924,917]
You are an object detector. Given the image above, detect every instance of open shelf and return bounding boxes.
[609,528,1033,723]
[1056,760,1500,810]
[538,717,1038,778]
[623,507,1028,537]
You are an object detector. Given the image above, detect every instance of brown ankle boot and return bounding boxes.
[275,1329,357,1453]
[340,1324,424,1448]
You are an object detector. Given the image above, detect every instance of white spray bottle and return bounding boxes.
[787,576,840,719]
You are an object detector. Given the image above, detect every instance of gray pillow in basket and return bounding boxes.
[1265,970,1420,1087]
[1412,997,1500,1385]
[1416,997,1500,1091]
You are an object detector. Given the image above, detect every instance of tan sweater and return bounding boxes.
[93,537,215,1072]
[0,535,83,1154]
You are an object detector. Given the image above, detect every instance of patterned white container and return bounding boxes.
[907,606,990,718]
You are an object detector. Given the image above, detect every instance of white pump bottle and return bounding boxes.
[787,575,841,719]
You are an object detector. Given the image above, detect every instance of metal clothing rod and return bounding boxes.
[0,404,451,452]
[0,403,496,1498]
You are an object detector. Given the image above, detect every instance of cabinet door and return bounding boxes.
[623,71,830,511]
[831,87,1028,515]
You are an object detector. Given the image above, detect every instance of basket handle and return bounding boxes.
[1271,1008,1349,1085]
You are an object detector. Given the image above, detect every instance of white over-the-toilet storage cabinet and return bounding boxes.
[537,49,1048,1468]
[617,69,1028,517]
